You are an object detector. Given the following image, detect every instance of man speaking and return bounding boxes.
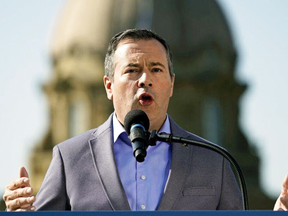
[3,29,288,211]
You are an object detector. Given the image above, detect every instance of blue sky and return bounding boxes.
[0,0,288,199]
[218,0,288,197]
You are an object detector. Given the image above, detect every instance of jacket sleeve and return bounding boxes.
[217,158,243,210]
[34,145,71,210]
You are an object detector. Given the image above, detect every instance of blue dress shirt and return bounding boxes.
[113,113,172,211]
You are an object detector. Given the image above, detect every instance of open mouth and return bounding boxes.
[139,93,153,105]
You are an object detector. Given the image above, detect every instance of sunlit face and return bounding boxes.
[104,38,175,131]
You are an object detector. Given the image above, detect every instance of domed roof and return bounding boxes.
[50,0,139,56]
[50,0,235,80]
[150,0,236,78]
[151,0,234,57]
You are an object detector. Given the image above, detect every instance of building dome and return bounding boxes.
[48,0,139,84]
[50,0,139,56]
[151,0,235,79]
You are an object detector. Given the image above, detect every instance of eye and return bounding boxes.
[152,68,162,72]
[125,68,138,73]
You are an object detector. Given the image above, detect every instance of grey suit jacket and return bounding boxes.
[34,114,242,210]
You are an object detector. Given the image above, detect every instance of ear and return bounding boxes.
[170,74,175,97]
[103,76,113,100]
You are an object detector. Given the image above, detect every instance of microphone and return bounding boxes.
[124,110,150,162]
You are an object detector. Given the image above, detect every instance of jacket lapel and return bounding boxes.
[157,116,194,210]
[89,114,130,210]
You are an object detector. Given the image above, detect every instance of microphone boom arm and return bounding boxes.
[148,130,249,210]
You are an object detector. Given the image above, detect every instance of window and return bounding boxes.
[69,96,89,137]
[202,97,223,145]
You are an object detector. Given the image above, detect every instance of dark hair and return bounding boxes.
[104,29,173,80]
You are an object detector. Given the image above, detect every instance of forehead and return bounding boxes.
[114,38,167,61]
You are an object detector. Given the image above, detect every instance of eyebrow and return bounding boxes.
[126,62,166,68]
[127,63,140,67]
[148,61,166,69]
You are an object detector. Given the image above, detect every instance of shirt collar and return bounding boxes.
[113,112,126,143]
[113,112,171,143]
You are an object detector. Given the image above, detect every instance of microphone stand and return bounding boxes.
[147,130,249,210]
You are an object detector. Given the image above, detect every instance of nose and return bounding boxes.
[138,72,152,88]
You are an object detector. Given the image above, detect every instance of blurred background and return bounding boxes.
[0,0,287,210]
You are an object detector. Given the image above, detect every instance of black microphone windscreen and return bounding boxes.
[124,110,150,135]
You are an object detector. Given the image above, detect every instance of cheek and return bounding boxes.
[160,80,174,96]
[113,81,136,99]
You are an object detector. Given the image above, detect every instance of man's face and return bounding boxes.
[104,38,175,131]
